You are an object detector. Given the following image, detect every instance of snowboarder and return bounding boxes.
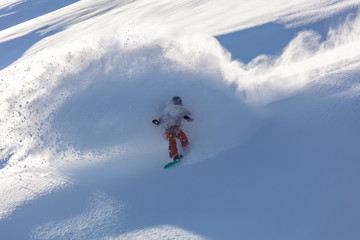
[152,96,193,161]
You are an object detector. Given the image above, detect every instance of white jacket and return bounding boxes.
[158,105,191,131]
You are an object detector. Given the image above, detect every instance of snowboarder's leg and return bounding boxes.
[176,129,189,149]
[165,131,178,158]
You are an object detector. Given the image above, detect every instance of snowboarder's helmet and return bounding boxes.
[172,96,182,105]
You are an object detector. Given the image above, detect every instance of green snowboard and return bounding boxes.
[164,159,182,169]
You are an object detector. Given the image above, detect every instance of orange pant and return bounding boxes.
[165,129,189,158]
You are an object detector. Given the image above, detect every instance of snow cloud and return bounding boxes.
[180,10,360,100]
[231,10,360,104]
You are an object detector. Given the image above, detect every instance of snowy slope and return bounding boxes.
[1,0,360,239]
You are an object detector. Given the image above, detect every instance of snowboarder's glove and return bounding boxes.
[184,115,192,121]
[152,119,160,125]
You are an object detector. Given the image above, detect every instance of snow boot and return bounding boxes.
[173,154,183,162]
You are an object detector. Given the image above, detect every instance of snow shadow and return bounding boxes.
[0,152,13,169]
[0,0,80,31]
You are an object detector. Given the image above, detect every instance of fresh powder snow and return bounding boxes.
[0,0,360,239]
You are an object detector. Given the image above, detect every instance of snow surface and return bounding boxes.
[0,0,360,239]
